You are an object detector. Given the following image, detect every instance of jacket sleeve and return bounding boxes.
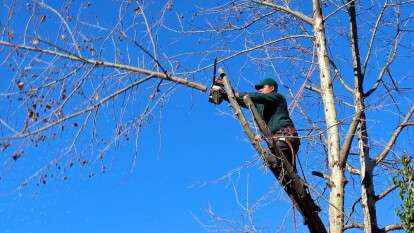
[221,91,247,107]
[238,92,280,105]
[235,94,247,108]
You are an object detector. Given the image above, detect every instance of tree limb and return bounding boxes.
[364,20,400,97]
[344,223,364,230]
[339,111,362,168]
[32,0,82,56]
[379,224,404,232]
[375,184,398,201]
[251,0,314,25]
[323,0,355,22]
[345,223,403,232]
[1,75,153,140]
[0,40,207,92]
[329,58,354,94]
[346,163,361,175]
[305,85,322,94]
[362,1,388,76]
[184,34,314,75]
[375,105,414,164]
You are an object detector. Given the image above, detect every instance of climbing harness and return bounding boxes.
[273,126,300,169]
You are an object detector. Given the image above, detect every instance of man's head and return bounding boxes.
[255,78,278,94]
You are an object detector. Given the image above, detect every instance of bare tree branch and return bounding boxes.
[329,58,354,94]
[344,223,364,230]
[379,224,404,232]
[346,164,361,175]
[324,0,355,22]
[164,10,277,34]
[304,84,322,94]
[0,40,207,92]
[375,105,414,164]
[339,111,362,167]
[252,0,314,25]
[345,223,404,232]
[184,34,314,75]
[0,75,153,140]
[32,0,82,56]
[361,1,388,76]
[375,184,398,201]
[364,11,401,97]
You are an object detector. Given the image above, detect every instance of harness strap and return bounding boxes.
[285,139,296,169]
[273,126,298,169]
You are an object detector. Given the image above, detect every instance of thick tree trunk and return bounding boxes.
[347,1,379,232]
[357,116,378,233]
[312,1,344,232]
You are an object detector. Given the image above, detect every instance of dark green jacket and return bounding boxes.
[237,91,294,133]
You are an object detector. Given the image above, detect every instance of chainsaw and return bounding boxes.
[208,58,226,104]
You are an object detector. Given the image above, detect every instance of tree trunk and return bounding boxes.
[312,1,344,232]
[347,1,379,232]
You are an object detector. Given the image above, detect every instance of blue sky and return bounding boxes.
[0,1,412,233]
[0,87,296,233]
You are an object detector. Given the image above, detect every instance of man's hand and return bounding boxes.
[254,134,262,142]
[214,79,224,85]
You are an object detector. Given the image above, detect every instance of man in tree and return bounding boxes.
[220,78,300,168]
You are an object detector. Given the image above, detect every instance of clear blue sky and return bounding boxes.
[0,1,411,233]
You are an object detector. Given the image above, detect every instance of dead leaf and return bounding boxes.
[12,151,23,161]
[32,38,39,45]
[40,15,46,23]
[17,81,24,90]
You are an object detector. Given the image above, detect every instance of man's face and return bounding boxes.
[258,85,274,94]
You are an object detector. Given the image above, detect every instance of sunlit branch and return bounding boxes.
[339,111,362,167]
[375,184,398,201]
[139,1,160,71]
[344,223,364,230]
[375,105,414,164]
[16,111,93,191]
[323,0,355,22]
[362,1,388,76]
[346,163,360,175]
[184,34,314,75]
[345,223,404,232]
[379,224,403,232]
[32,0,82,57]
[0,75,154,140]
[304,85,322,94]
[364,8,400,98]
[328,57,353,94]
[251,0,314,25]
[387,0,414,6]
[164,10,277,33]
[0,118,18,133]
[0,40,207,92]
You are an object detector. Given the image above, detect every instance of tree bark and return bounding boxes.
[347,1,379,232]
[312,1,344,232]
